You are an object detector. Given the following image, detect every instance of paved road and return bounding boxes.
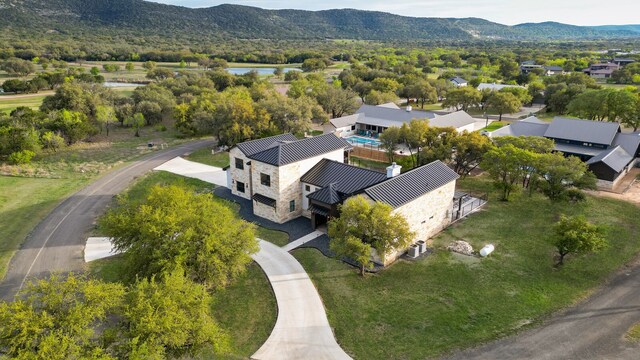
[0,139,216,301]
[251,240,351,360]
[444,257,640,360]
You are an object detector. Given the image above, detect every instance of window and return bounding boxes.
[236,181,245,193]
[351,125,356,131]
[305,185,310,192]
[235,158,244,170]
[260,173,271,187]
[289,200,295,212]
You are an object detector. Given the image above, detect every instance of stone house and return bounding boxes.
[229,133,460,265]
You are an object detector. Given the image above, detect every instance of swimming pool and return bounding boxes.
[344,135,382,147]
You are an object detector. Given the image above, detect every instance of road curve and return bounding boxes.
[251,240,352,360]
[444,257,640,360]
[0,139,216,301]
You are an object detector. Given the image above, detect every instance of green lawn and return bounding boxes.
[256,227,290,247]
[0,95,47,114]
[186,148,230,168]
[0,176,88,279]
[293,176,640,359]
[89,170,276,359]
[479,121,507,132]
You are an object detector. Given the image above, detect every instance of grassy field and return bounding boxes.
[0,176,87,279]
[89,170,277,359]
[293,176,640,359]
[626,322,640,342]
[0,94,48,114]
[480,121,507,132]
[186,148,230,168]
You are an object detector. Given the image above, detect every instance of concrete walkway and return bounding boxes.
[153,156,227,187]
[282,230,325,252]
[251,240,351,360]
[84,237,120,262]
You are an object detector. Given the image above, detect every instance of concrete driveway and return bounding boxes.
[251,240,351,360]
[153,156,227,187]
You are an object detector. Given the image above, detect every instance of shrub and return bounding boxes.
[8,150,35,165]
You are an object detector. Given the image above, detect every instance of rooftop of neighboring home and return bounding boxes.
[490,116,640,160]
[477,83,525,91]
[328,104,475,131]
[301,159,388,205]
[544,66,564,71]
[364,161,459,208]
[586,145,634,172]
[450,76,468,85]
[236,133,352,166]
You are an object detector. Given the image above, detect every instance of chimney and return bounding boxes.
[386,162,402,178]
[406,105,412,112]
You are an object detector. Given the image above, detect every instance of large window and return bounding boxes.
[260,173,271,187]
[236,181,245,193]
[289,200,295,212]
[235,158,244,170]
[305,185,311,192]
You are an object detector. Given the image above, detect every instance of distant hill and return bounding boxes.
[589,25,640,34]
[0,0,637,41]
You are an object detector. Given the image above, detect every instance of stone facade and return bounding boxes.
[229,147,252,200]
[369,180,456,266]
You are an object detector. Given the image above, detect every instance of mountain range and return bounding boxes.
[0,0,638,41]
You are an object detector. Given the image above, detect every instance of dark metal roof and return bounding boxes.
[308,204,330,217]
[248,133,352,166]
[491,121,549,137]
[544,66,564,71]
[252,193,276,208]
[586,145,633,173]
[301,159,388,196]
[307,183,343,205]
[450,77,468,84]
[544,117,620,145]
[235,133,298,156]
[613,133,640,157]
[364,160,459,208]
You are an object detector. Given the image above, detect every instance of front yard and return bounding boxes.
[293,176,640,359]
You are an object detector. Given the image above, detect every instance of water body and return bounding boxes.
[103,82,146,87]
[226,67,301,75]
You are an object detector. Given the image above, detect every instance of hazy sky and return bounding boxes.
[148,0,640,26]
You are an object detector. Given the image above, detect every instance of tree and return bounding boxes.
[328,196,414,275]
[102,64,120,72]
[124,112,144,137]
[566,89,610,120]
[95,105,116,136]
[364,90,398,105]
[100,184,259,289]
[451,131,494,177]
[125,62,135,72]
[301,58,327,72]
[481,144,531,201]
[41,131,66,152]
[500,87,533,106]
[400,119,430,168]
[273,66,284,78]
[48,109,93,144]
[284,70,303,82]
[136,101,163,125]
[257,94,323,134]
[442,86,481,111]
[498,59,520,80]
[552,215,606,265]
[119,271,228,358]
[142,61,157,71]
[378,126,402,162]
[1,57,36,77]
[0,273,124,360]
[316,86,359,118]
[371,77,401,93]
[486,91,521,121]
[606,89,637,123]
[146,67,175,81]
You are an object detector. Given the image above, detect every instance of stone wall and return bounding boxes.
[229,147,251,200]
[383,181,456,265]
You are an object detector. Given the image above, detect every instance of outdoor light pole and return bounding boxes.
[484,112,489,128]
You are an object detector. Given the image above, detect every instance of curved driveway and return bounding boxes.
[0,139,215,301]
[445,257,640,360]
[252,240,351,360]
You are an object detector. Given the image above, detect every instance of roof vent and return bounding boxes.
[406,106,412,112]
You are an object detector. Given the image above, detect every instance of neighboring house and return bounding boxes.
[520,63,543,74]
[583,63,621,79]
[449,77,468,87]
[229,133,460,266]
[490,117,640,188]
[543,66,565,76]
[324,104,476,137]
[477,83,525,91]
[612,58,636,67]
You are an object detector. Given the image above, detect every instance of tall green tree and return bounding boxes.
[95,105,116,136]
[442,87,481,112]
[481,143,532,201]
[100,184,259,289]
[316,86,359,118]
[536,153,597,200]
[378,126,402,162]
[328,196,414,275]
[451,131,494,177]
[486,91,521,121]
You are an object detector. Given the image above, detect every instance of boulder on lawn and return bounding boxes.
[447,240,474,256]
